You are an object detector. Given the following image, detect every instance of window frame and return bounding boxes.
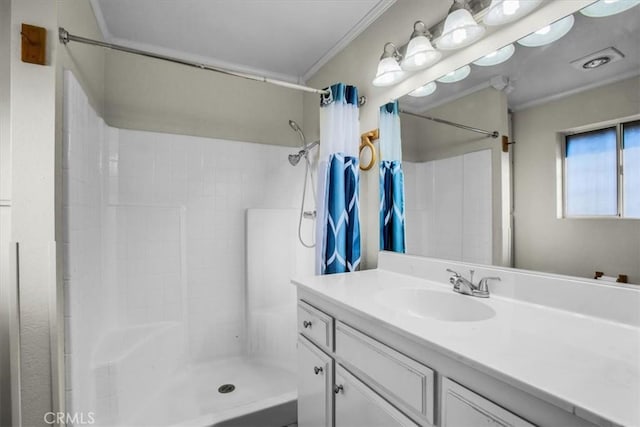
[621,119,640,218]
[561,118,639,219]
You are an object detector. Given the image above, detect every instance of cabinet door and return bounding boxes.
[298,336,333,427]
[441,378,535,427]
[334,365,418,427]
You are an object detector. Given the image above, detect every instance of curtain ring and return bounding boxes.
[359,129,378,171]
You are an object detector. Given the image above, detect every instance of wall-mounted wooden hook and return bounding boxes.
[21,23,47,65]
[501,135,515,153]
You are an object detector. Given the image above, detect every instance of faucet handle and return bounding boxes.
[478,276,501,293]
[446,268,461,278]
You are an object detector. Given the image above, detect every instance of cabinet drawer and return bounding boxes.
[335,322,434,425]
[441,377,535,427]
[298,300,334,352]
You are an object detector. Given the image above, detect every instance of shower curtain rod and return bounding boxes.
[58,28,330,96]
[400,110,499,139]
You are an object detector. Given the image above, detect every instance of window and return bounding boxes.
[623,121,640,218]
[564,120,640,218]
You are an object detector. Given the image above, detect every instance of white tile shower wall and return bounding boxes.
[114,129,307,363]
[246,209,314,371]
[62,71,113,418]
[403,150,492,264]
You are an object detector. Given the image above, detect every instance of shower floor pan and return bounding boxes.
[125,356,297,427]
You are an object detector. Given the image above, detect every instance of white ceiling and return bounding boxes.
[401,8,640,113]
[91,0,395,83]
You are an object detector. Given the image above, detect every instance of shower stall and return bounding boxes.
[62,71,315,426]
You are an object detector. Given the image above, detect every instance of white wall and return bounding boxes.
[7,0,59,425]
[103,50,305,148]
[512,76,640,284]
[0,0,13,423]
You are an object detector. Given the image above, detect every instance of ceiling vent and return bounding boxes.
[570,47,625,71]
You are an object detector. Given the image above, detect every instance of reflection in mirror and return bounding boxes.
[392,7,640,284]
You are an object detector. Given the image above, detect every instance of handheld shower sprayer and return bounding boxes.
[287,119,317,248]
[287,120,318,166]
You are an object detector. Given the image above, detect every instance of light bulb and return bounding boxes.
[517,15,574,47]
[473,44,515,66]
[502,0,520,15]
[580,0,640,17]
[401,24,442,72]
[535,25,551,35]
[484,0,543,26]
[437,8,485,50]
[436,65,471,83]
[408,82,437,97]
[413,53,427,66]
[452,28,468,44]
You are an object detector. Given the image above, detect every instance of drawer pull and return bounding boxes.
[314,366,323,375]
[303,320,312,329]
[334,384,344,394]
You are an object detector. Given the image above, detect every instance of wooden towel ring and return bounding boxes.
[359,129,379,171]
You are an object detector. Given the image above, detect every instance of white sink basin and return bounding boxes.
[375,288,496,322]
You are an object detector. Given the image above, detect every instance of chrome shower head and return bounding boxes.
[287,140,319,167]
[288,152,303,166]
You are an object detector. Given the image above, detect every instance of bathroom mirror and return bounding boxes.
[389,7,640,284]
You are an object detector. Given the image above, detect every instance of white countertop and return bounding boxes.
[293,269,640,427]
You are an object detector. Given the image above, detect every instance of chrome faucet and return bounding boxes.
[446,269,500,298]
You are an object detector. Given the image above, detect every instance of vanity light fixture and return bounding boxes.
[483,0,543,26]
[372,42,405,87]
[437,1,485,50]
[401,21,442,71]
[517,14,575,47]
[473,43,515,66]
[408,81,437,97]
[436,65,471,83]
[580,0,640,18]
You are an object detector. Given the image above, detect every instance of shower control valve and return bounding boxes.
[303,320,312,329]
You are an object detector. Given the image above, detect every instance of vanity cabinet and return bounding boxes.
[296,293,601,427]
[441,378,534,427]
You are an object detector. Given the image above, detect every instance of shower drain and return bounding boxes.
[218,384,236,394]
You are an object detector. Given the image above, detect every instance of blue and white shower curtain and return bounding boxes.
[379,101,406,253]
[316,83,361,275]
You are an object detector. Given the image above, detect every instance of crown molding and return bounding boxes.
[89,0,111,40]
[511,69,640,112]
[301,0,396,83]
